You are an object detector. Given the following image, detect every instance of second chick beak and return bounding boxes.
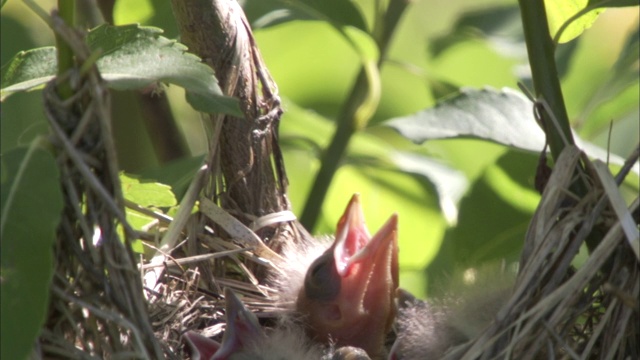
[183,289,263,360]
[211,288,265,360]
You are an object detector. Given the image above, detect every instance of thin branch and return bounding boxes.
[300,0,410,230]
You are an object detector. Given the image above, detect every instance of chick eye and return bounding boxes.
[304,252,341,301]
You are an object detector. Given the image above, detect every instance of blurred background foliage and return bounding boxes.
[2,0,638,298]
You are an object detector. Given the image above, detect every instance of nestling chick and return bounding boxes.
[273,194,399,359]
[389,265,515,360]
[184,288,326,360]
[184,288,376,360]
[186,195,399,359]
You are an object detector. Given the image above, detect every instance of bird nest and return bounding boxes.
[442,146,639,360]
[39,11,638,360]
[40,18,166,358]
[145,223,294,359]
[144,146,639,360]
[41,49,639,357]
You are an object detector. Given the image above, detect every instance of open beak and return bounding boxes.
[184,288,265,360]
[334,194,399,301]
[183,331,220,360]
[333,194,371,276]
[299,194,399,357]
[337,211,399,324]
[212,288,265,359]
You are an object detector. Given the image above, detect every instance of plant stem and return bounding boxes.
[300,0,409,231]
[520,1,605,253]
[56,0,75,99]
[299,70,367,230]
[518,0,574,161]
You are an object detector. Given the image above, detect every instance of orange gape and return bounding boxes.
[297,194,399,359]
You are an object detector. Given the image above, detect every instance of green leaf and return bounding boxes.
[1,145,63,360]
[391,152,468,225]
[120,173,178,254]
[587,0,639,8]
[383,87,546,152]
[126,211,157,231]
[0,47,57,98]
[427,77,460,101]
[430,5,526,59]
[1,24,241,116]
[545,0,604,44]
[120,173,177,208]
[427,150,539,289]
[138,155,204,200]
[113,0,154,25]
[427,4,580,80]
[341,25,379,64]
[554,38,581,80]
[579,26,639,129]
[243,0,368,32]
[382,87,636,174]
[243,0,376,75]
[185,92,243,118]
[548,0,638,45]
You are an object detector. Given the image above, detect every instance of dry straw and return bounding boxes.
[443,146,639,360]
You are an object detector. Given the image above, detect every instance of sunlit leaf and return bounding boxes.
[120,173,177,254]
[383,87,636,174]
[0,24,241,116]
[126,210,157,230]
[120,173,177,208]
[1,145,63,360]
[545,0,604,44]
[548,0,638,44]
[384,87,546,152]
[114,0,154,24]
